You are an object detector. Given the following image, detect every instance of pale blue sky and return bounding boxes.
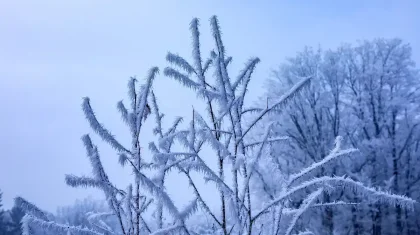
[0,0,419,212]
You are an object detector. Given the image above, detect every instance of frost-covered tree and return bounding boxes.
[16,16,417,235]
[262,39,420,235]
[337,39,420,235]
[8,204,25,235]
[56,197,119,232]
[0,190,8,235]
[340,39,420,235]
[261,47,349,234]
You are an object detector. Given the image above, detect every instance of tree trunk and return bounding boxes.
[322,194,334,234]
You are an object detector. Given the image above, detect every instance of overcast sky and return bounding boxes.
[1,0,419,212]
